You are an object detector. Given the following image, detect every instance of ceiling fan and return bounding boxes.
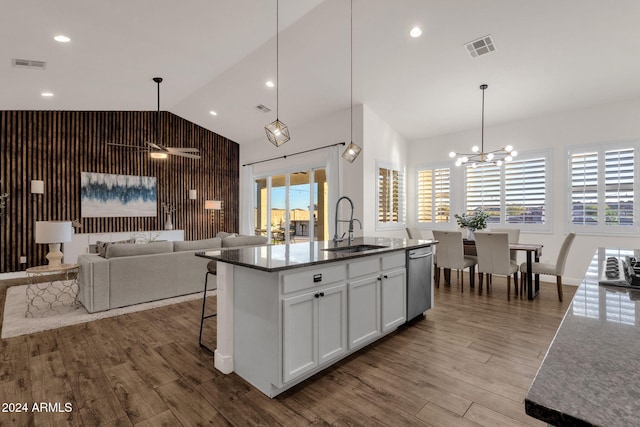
[108,77,201,160]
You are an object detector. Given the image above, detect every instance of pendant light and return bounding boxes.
[265,0,290,147]
[449,84,517,167]
[342,0,362,163]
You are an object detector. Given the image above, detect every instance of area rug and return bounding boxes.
[1,283,214,339]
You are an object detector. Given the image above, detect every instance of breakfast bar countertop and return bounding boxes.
[196,237,436,272]
[525,247,640,427]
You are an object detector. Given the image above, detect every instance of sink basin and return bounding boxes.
[323,244,388,253]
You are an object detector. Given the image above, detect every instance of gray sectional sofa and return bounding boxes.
[77,233,268,313]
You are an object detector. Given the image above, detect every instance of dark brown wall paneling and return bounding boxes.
[0,110,239,273]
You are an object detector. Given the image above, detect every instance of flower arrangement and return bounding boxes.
[161,202,177,214]
[454,210,490,231]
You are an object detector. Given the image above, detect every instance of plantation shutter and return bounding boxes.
[465,163,500,222]
[570,152,599,226]
[377,164,405,225]
[604,149,634,226]
[504,157,546,224]
[434,168,450,223]
[417,169,432,222]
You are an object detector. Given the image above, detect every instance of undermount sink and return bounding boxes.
[323,244,388,253]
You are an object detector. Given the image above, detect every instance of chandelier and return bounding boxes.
[265,0,290,147]
[449,84,517,167]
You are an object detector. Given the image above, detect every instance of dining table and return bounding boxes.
[463,240,544,300]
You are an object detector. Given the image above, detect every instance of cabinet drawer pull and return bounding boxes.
[377,277,382,281]
[314,293,320,298]
[383,275,388,279]
[319,292,325,297]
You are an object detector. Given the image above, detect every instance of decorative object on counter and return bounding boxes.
[71,218,83,231]
[0,180,8,217]
[454,210,489,240]
[129,230,161,244]
[35,221,73,266]
[264,0,290,147]
[341,1,362,164]
[449,84,517,167]
[31,179,44,194]
[162,202,177,230]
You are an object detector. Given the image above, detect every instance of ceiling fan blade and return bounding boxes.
[165,147,200,153]
[145,141,166,151]
[169,151,201,159]
[107,142,146,148]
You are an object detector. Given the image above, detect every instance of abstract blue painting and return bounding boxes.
[81,172,157,217]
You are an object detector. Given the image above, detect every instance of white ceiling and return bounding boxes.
[3,0,640,145]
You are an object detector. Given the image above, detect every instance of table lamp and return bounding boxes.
[205,200,222,224]
[35,221,72,266]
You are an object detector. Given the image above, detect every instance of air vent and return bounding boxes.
[256,104,271,113]
[464,35,496,58]
[12,58,47,70]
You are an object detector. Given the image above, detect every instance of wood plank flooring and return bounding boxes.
[0,275,575,426]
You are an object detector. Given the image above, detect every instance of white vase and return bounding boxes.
[165,214,173,230]
[467,229,475,241]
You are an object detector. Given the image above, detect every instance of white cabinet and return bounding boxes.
[282,283,347,383]
[348,252,406,349]
[381,268,406,332]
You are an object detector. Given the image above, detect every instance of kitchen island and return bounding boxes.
[526,247,640,426]
[197,237,435,397]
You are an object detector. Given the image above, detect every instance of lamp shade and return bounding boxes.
[342,142,362,163]
[189,189,197,200]
[35,221,72,244]
[31,180,44,194]
[205,200,222,210]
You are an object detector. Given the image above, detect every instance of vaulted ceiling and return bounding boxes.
[3,0,640,145]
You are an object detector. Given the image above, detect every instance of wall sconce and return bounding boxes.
[205,200,221,223]
[31,180,44,194]
[189,189,197,200]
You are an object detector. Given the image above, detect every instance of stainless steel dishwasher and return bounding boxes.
[406,246,433,322]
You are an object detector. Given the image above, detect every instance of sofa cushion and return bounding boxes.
[222,235,268,247]
[105,241,173,259]
[95,238,137,257]
[173,237,222,252]
[216,231,237,239]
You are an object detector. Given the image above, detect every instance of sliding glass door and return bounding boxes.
[254,167,327,244]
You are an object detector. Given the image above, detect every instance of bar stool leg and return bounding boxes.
[199,271,217,353]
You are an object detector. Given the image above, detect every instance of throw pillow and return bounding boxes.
[96,238,137,258]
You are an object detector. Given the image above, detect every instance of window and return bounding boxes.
[376,161,405,229]
[569,144,637,233]
[416,165,450,224]
[463,151,550,230]
[254,167,328,243]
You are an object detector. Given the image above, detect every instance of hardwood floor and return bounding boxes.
[0,275,575,426]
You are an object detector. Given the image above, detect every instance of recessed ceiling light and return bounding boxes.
[265,81,275,88]
[54,35,71,43]
[41,92,54,97]
[409,26,422,38]
[209,110,217,116]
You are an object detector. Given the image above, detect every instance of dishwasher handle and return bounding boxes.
[408,249,432,259]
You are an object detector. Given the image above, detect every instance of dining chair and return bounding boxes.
[490,227,520,264]
[474,232,519,299]
[431,231,477,291]
[520,232,576,302]
[405,227,422,239]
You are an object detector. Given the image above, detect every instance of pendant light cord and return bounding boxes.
[276,0,280,120]
[481,84,486,153]
[350,0,353,143]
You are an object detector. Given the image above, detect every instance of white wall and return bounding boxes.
[407,97,640,284]
[362,105,408,238]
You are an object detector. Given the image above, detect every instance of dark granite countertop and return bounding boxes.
[525,247,640,427]
[196,236,436,272]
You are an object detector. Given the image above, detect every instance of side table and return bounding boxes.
[25,264,80,318]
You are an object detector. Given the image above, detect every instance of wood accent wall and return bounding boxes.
[0,110,239,273]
